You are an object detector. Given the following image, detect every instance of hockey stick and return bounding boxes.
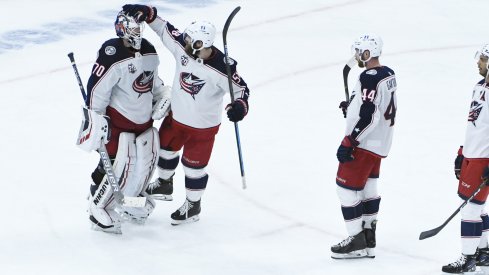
[342,56,356,102]
[67,52,146,208]
[419,179,487,240]
[223,6,247,190]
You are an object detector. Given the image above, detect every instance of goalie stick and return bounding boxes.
[419,179,487,240]
[67,52,146,208]
[223,6,247,190]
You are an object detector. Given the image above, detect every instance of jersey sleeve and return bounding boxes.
[85,43,121,114]
[148,17,185,57]
[349,73,381,143]
[229,60,250,103]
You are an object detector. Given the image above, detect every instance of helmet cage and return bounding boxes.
[115,12,144,50]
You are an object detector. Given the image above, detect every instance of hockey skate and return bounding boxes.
[476,247,489,267]
[364,220,377,258]
[171,198,201,225]
[146,177,173,201]
[442,254,476,273]
[331,231,368,259]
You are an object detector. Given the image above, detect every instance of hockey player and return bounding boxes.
[331,34,397,259]
[442,44,489,273]
[122,5,250,225]
[76,11,171,234]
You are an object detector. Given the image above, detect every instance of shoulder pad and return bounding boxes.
[204,47,238,75]
[140,38,157,55]
[360,66,395,90]
[97,38,132,66]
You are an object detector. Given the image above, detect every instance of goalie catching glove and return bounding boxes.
[152,85,171,120]
[76,106,110,152]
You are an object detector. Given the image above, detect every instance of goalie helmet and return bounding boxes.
[115,11,144,50]
[351,34,383,61]
[183,20,216,51]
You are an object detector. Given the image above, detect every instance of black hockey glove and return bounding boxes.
[337,136,359,163]
[226,98,248,122]
[339,101,349,118]
[454,146,464,180]
[122,4,157,23]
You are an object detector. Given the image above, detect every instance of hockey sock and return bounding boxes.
[157,149,179,180]
[461,202,485,255]
[363,196,381,229]
[185,174,208,202]
[341,201,364,236]
[479,213,489,249]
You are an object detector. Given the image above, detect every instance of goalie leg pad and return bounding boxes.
[88,133,136,230]
[126,127,159,196]
[88,181,121,233]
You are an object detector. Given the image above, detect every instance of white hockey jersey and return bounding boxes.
[463,80,489,158]
[148,18,250,129]
[345,66,397,157]
[86,38,162,125]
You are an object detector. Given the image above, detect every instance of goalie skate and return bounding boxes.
[171,199,201,225]
[89,215,122,234]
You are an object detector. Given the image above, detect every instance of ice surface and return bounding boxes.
[1,0,489,274]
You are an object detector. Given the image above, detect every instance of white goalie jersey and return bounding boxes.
[86,38,162,125]
[148,17,250,129]
[463,80,489,158]
[345,66,397,157]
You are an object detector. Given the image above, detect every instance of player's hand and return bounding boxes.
[337,136,359,163]
[454,146,464,180]
[339,101,349,118]
[482,166,489,185]
[226,98,248,122]
[122,4,157,23]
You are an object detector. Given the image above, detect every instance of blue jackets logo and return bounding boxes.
[180,72,206,99]
[132,71,154,94]
[468,100,483,126]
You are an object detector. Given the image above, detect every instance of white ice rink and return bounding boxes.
[1,0,489,274]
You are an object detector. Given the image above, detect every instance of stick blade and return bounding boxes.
[122,196,147,208]
[223,6,241,43]
[419,227,442,240]
[343,56,356,76]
